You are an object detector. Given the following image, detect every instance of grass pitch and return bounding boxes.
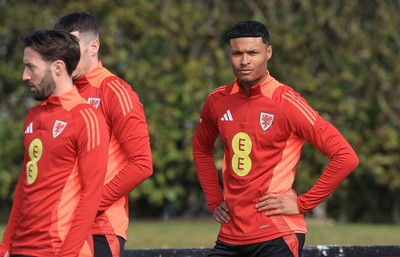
[0,218,399,248]
[124,218,400,248]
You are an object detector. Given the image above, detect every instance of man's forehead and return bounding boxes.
[23,47,40,59]
[23,47,45,63]
[230,37,264,43]
[229,37,266,48]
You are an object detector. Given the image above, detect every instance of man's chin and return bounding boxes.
[237,76,254,84]
[236,72,254,80]
[32,94,47,101]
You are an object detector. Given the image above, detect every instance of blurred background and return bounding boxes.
[0,0,399,228]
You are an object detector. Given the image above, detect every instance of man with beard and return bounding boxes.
[0,30,109,257]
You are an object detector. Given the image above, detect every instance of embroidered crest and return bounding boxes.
[53,120,67,138]
[88,98,101,109]
[260,112,274,131]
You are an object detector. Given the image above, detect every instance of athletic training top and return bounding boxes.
[0,87,109,256]
[74,61,153,240]
[192,72,359,245]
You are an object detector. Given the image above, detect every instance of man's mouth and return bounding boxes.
[238,69,253,75]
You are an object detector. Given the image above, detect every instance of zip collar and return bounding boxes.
[232,71,281,98]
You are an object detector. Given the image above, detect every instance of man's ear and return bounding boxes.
[266,45,272,61]
[52,60,65,77]
[89,39,100,56]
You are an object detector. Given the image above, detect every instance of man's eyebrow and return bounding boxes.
[23,61,36,67]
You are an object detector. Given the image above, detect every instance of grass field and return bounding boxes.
[1,218,399,248]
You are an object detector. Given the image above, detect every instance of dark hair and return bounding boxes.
[227,20,270,45]
[54,11,99,38]
[22,30,80,76]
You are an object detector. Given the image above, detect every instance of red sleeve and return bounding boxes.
[0,173,24,256]
[280,88,359,213]
[98,77,152,210]
[58,107,109,256]
[192,95,224,214]
[1,118,33,256]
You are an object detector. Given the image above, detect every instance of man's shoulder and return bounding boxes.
[207,82,235,100]
[271,83,302,102]
[272,82,294,94]
[99,72,133,91]
[85,65,128,89]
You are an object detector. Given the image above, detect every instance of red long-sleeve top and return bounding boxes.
[0,87,109,256]
[74,61,153,240]
[192,72,359,245]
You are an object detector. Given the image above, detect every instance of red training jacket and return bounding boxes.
[74,61,153,241]
[192,72,359,245]
[1,87,109,256]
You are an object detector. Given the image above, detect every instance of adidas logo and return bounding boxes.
[221,110,233,121]
[24,122,33,134]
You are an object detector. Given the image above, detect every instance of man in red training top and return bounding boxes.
[0,30,109,257]
[55,11,153,257]
[192,20,359,257]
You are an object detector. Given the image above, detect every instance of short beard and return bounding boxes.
[32,68,56,101]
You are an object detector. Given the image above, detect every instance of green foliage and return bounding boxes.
[0,0,399,222]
